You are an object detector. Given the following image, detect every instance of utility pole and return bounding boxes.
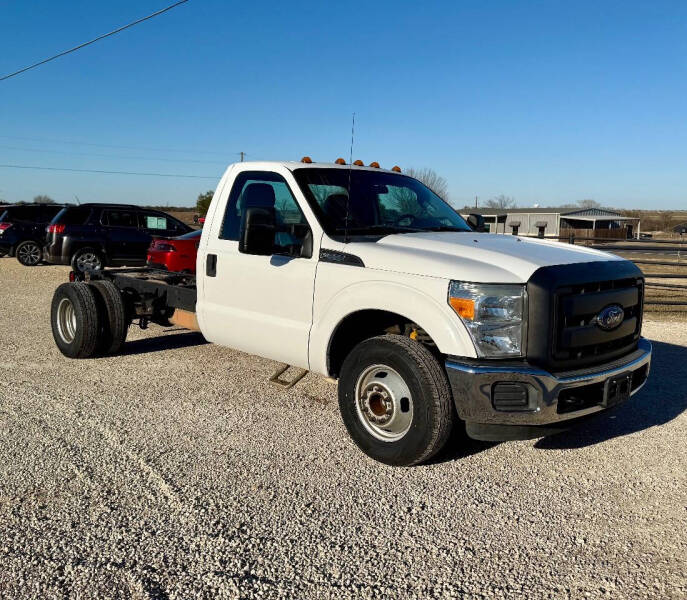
[240,151,245,162]
[475,196,478,209]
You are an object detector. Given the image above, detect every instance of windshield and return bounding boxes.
[292,168,470,237]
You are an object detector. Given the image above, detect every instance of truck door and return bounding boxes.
[199,170,317,369]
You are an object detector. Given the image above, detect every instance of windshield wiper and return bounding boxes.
[424,226,468,232]
[334,225,422,234]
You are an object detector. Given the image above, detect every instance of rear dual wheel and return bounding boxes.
[51,281,129,358]
[90,280,129,355]
[51,283,100,358]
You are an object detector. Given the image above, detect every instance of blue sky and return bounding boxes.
[1,0,686,208]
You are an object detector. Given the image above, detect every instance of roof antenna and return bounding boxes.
[73,194,81,205]
[344,112,355,243]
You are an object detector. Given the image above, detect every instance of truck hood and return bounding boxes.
[343,232,624,283]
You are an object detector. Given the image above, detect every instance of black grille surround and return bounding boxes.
[527,260,644,372]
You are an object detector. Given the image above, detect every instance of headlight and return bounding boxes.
[448,282,527,358]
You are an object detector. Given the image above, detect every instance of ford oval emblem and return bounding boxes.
[596,304,624,331]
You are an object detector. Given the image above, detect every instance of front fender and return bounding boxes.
[308,269,477,376]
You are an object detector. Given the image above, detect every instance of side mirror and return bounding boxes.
[239,206,276,255]
[467,213,487,232]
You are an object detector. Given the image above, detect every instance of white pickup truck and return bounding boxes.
[50,159,652,466]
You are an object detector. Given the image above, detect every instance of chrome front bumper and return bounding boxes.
[445,337,652,441]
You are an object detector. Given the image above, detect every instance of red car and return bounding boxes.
[146,229,201,274]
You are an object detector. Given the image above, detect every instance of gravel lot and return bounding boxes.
[0,258,685,599]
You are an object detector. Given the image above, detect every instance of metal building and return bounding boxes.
[461,207,641,238]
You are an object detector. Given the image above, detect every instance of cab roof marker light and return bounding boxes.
[369,161,380,168]
[335,158,346,165]
[353,160,364,166]
[391,165,402,173]
[301,156,313,163]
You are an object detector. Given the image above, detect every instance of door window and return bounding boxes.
[140,213,169,231]
[103,210,137,227]
[6,206,36,222]
[220,171,310,255]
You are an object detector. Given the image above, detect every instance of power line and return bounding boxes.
[0,163,218,179]
[0,0,190,82]
[0,135,238,157]
[0,144,229,165]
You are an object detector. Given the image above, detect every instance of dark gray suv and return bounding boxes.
[44,203,192,273]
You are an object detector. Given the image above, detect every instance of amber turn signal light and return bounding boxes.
[449,297,475,320]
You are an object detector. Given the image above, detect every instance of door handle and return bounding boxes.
[206,253,217,277]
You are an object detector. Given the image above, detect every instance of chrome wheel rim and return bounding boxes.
[76,252,101,272]
[355,364,414,442]
[18,242,41,265]
[56,298,77,344]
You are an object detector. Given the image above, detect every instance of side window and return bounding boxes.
[220,171,309,255]
[140,212,169,231]
[11,206,34,222]
[103,210,137,227]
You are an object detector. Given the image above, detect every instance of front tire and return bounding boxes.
[15,240,42,266]
[71,247,103,274]
[51,283,101,358]
[338,335,454,466]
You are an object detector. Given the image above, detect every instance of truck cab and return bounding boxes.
[50,159,652,466]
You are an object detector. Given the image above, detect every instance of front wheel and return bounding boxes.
[15,240,42,266]
[338,335,454,466]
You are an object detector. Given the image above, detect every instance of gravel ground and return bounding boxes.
[0,258,685,599]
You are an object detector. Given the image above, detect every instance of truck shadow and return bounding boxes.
[122,332,207,356]
[534,339,687,450]
[429,424,499,464]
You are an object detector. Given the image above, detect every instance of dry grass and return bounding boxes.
[610,247,687,321]
[167,210,199,227]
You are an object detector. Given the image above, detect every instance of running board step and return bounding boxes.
[269,364,308,389]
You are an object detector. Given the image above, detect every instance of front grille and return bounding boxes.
[553,277,643,366]
[526,260,645,372]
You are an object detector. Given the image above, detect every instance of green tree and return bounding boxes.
[196,190,214,216]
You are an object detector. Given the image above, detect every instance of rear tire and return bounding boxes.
[51,283,101,358]
[338,334,454,466]
[71,247,103,274]
[15,240,42,266]
[90,280,129,355]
